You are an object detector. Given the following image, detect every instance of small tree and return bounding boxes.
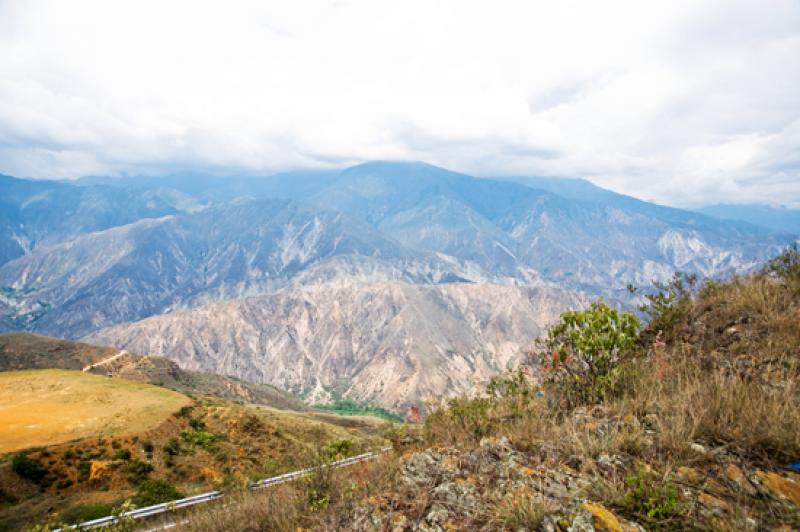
[764,242,800,281]
[539,300,640,409]
[629,272,696,334]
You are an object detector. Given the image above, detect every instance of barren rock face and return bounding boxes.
[86,281,582,410]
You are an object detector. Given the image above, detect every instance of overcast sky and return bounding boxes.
[0,0,798,207]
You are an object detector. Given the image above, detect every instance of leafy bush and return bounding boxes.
[539,300,640,409]
[11,452,47,482]
[162,437,181,456]
[113,449,131,460]
[141,440,154,454]
[180,430,217,449]
[188,417,206,431]
[76,460,91,482]
[61,502,114,523]
[126,459,153,484]
[56,479,74,489]
[0,487,18,505]
[176,405,192,418]
[133,479,184,507]
[321,438,355,460]
[618,469,684,526]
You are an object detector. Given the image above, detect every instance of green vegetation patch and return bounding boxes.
[312,399,403,423]
[133,479,184,507]
[11,452,47,483]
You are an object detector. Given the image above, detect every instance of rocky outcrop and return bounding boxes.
[347,423,800,530]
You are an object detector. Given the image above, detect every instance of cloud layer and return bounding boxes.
[0,0,798,207]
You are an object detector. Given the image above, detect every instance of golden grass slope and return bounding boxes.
[0,369,190,453]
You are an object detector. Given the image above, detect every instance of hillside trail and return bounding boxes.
[82,350,128,372]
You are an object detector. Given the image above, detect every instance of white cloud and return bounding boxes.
[0,0,798,207]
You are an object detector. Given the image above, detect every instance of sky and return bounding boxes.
[0,0,798,208]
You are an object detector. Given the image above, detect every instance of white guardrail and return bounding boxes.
[56,448,392,531]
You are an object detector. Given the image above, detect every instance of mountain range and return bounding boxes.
[1,161,796,409]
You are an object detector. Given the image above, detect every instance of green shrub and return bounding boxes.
[63,450,76,461]
[113,449,131,460]
[322,438,355,460]
[76,460,91,482]
[538,300,640,409]
[126,459,153,484]
[61,502,114,523]
[141,440,154,454]
[11,453,47,483]
[162,437,181,456]
[180,430,216,450]
[0,487,18,505]
[176,406,192,418]
[133,479,184,507]
[188,418,206,431]
[618,469,683,526]
[56,479,74,489]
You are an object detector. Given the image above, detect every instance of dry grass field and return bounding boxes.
[0,369,191,453]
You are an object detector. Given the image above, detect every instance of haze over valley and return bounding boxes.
[1,161,796,409]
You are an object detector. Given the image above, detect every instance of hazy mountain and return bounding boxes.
[0,198,467,338]
[1,161,796,408]
[302,162,789,293]
[76,170,341,203]
[85,280,583,410]
[698,203,800,234]
[0,174,201,267]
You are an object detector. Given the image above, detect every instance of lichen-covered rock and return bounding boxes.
[724,464,756,496]
[756,471,800,508]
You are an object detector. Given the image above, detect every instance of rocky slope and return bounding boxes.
[86,281,582,410]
